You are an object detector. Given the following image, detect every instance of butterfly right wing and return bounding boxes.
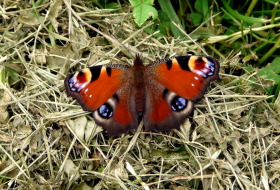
[143,80,194,131]
[143,56,219,131]
[64,64,139,136]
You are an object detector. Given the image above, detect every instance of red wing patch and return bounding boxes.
[148,56,219,101]
[155,63,204,100]
[149,94,173,122]
[113,98,133,125]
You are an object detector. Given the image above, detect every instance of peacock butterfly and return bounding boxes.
[64,55,220,136]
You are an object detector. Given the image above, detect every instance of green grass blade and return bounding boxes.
[158,0,184,38]
[221,0,270,23]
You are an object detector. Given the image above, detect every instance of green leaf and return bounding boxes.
[130,0,142,7]
[258,57,280,84]
[194,0,209,20]
[189,12,203,25]
[129,0,158,26]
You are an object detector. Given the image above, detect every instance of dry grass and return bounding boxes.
[0,1,280,189]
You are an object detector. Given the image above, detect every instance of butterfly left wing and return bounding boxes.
[64,64,139,136]
[144,56,220,131]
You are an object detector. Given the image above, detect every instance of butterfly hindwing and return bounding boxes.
[65,64,139,136]
[144,82,194,131]
[92,83,139,136]
[144,55,220,131]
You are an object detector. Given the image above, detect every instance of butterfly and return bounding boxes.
[64,55,220,136]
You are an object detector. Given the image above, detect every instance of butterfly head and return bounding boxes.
[133,54,143,66]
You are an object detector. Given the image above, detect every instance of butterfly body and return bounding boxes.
[65,55,220,136]
[131,57,146,116]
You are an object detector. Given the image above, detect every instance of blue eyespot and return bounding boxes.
[98,103,113,118]
[171,96,187,111]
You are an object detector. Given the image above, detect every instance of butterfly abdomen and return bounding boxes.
[135,90,145,116]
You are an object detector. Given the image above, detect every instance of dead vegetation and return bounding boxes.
[0,0,280,189]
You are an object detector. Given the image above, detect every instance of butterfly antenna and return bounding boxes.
[108,30,135,59]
